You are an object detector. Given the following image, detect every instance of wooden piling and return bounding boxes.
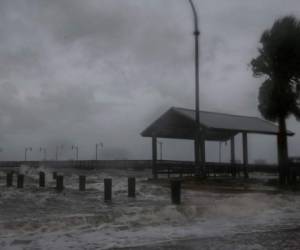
[171,180,181,205]
[232,165,237,178]
[104,178,112,202]
[39,172,45,187]
[79,176,86,191]
[128,177,136,198]
[56,175,64,192]
[53,172,57,180]
[17,174,24,188]
[6,172,13,187]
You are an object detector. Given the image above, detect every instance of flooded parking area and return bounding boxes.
[0,166,300,249]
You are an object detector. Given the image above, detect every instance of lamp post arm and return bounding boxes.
[188,0,199,33]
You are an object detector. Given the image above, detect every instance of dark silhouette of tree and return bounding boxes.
[250,16,300,184]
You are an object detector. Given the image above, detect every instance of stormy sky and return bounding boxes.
[0,0,299,162]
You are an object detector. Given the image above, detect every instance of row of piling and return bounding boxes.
[2,172,181,204]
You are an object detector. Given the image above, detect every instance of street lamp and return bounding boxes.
[25,147,32,161]
[219,142,222,163]
[72,145,79,161]
[187,0,202,174]
[0,148,3,161]
[157,141,163,161]
[96,142,104,160]
[55,144,63,161]
[40,147,47,161]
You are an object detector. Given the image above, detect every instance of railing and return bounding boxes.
[155,161,280,177]
[0,160,153,169]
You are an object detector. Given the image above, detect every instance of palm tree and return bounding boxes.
[250,16,300,184]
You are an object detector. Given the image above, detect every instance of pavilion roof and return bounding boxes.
[141,107,294,141]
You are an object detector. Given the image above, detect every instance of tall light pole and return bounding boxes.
[219,142,222,163]
[188,0,202,174]
[55,144,64,161]
[40,147,47,161]
[96,142,104,160]
[0,148,3,161]
[25,147,32,161]
[72,145,79,161]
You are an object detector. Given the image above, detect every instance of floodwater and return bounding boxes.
[0,165,300,250]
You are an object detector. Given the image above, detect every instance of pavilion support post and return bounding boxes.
[200,137,206,175]
[152,136,157,179]
[230,136,236,177]
[230,136,235,163]
[194,135,201,176]
[242,132,249,179]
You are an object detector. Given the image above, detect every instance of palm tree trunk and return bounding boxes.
[277,116,289,184]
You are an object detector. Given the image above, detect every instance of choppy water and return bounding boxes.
[0,165,300,249]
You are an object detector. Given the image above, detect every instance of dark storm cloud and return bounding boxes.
[0,0,299,161]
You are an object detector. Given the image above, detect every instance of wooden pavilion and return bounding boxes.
[141,107,294,178]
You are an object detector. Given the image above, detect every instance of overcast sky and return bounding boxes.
[0,0,299,162]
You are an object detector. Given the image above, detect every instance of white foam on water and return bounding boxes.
[0,167,300,249]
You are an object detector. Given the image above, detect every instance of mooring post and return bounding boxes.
[171,180,181,205]
[104,178,112,202]
[17,174,24,188]
[56,175,64,192]
[39,172,45,187]
[79,175,86,191]
[53,172,57,180]
[6,172,13,187]
[128,177,136,198]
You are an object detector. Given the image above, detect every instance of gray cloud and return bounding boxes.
[0,0,299,162]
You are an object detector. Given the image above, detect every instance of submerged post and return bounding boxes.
[53,172,57,180]
[171,180,181,205]
[17,174,24,188]
[79,175,86,191]
[104,178,112,202]
[56,175,64,192]
[128,177,136,198]
[39,172,45,187]
[6,172,13,187]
